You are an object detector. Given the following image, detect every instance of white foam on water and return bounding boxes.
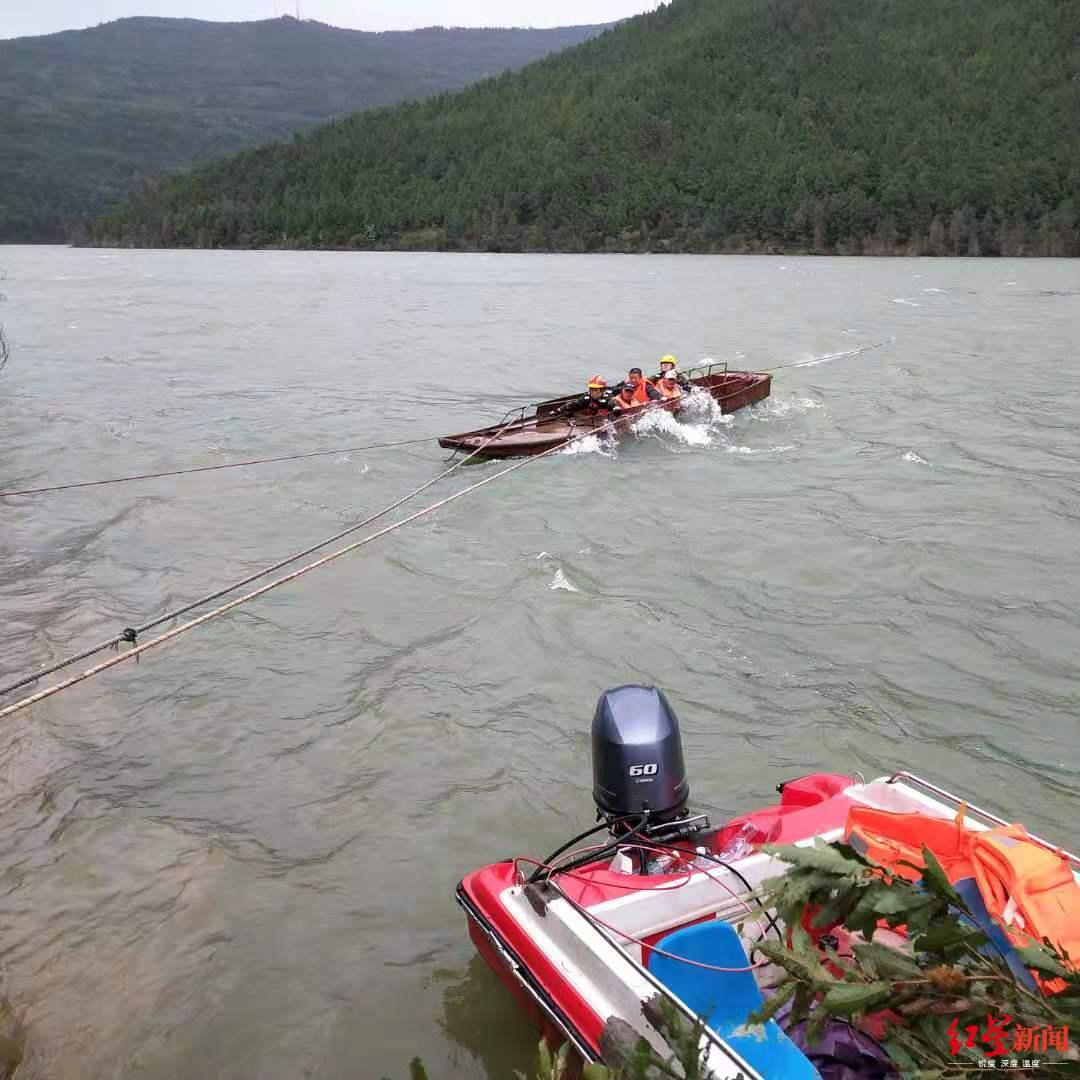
[892,298,920,306]
[549,568,579,592]
[902,450,930,465]
[727,444,796,455]
[923,287,946,294]
[756,396,822,419]
[629,386,734,450]
[535,551,552,560]
[559,433,616,457]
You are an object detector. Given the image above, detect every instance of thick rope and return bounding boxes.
[0,435,437,499]
[0,414,522,699]
[0,418,617,720]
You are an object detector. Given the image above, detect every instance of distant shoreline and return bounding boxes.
[69,241,1077,258]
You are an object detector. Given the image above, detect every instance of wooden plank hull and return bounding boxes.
[438,371,771,459]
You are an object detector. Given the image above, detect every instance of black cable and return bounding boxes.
[526,814,645,885]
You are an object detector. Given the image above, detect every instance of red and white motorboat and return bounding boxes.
[456,685,1080,1078]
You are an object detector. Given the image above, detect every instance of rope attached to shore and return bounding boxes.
[0,415,522,700]
[0,418,617,720]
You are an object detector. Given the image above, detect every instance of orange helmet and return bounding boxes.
[587,375,606,390]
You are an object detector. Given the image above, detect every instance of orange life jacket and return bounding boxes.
[845,806,1080,994]
[658,381,682,400]
[967,828,1080,992]
[630,380,654,404]
[845,805,974,883]
[614,392,638,411]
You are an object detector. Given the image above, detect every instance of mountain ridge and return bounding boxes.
[88,0,1080,256]
[0,15,607,241]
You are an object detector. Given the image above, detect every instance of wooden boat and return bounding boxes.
[438,365,771,459]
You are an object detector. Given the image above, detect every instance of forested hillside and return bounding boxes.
[89,0,1080,256]
[0,16,605,242]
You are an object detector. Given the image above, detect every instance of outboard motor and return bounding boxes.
[592,684,689,831]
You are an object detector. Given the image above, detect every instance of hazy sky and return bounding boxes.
[1,1,661,39]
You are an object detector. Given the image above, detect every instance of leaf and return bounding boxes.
[871,885,931,917]
[851,940,924,979]
[915,919,987,955]
[774,870,845,909]
[409,1058,430,1080]
[582,1065,612,1080]
[810,883,861,928]
[755,940,834,987]
[746,981,797,1027]
[1013,942,1073,978]
[918,846,962,905]
[820,981,893,1015]
[553,1042,570,1080]
[763,841,869,877]
[792,981,816,1026]
[537,1039,553,1080]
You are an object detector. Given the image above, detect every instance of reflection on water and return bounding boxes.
[438,955,540,1079]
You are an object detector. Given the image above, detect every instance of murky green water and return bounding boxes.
[0,247,1078,1078]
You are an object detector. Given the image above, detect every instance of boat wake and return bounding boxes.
[630,387,733,450]
[558,433,617,457]
[559,386,815,458]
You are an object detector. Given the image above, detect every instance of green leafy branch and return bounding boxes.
[750,840,1080,1078]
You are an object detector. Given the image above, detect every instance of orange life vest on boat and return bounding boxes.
[845,806,1080,993]
[614,391,638,411]
[966,828,1080,992]
[630,380,655,404]
[657,380,682,400]
[845,805,974,883]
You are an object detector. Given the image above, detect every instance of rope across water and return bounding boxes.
[0,414,523,700]
[0,417,619,720]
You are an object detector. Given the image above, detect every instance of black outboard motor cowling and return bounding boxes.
[592,684,689,828]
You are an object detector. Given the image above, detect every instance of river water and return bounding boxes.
[0,247,1078,1078]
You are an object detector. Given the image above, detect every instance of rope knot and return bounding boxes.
[121,628,138,645]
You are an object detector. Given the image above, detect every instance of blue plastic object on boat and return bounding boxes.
[952,877,1038,992]
[649,921,821,1078]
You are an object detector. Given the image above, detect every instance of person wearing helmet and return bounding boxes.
[652,354,690,389]
[551,375,623,420]
[626,367,661,404]
[656,368,683,401]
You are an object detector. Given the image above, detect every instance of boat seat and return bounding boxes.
[649,921,820,1078]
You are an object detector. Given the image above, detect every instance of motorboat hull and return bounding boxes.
[455,771,1080,1076]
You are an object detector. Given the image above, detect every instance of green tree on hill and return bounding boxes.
[89,0,1080,256]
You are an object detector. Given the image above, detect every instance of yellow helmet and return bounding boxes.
[659,354,677,368]
[587,375,607,390]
